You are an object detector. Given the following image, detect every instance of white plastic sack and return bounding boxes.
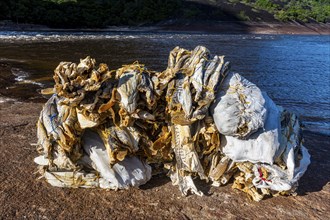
[251,145,310,191]
[278,110,311,184]
[81,129,152,189]
[39,95,64,140]
[219,92,282,164]
[231,107,311,192]
[252,164,292,191]
[290,145,310,184]
[212,72,267,138]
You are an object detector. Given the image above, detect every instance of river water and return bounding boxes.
[0,31,329,136]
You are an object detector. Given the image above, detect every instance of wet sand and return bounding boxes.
[0,65,329,219]
[0,63,45,103]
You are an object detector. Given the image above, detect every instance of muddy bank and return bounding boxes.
[0,63,46,103]
[0,100,329,219]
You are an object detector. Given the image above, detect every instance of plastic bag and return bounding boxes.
[251,145,310,192]
[212,72,267,139]
[81,129,152,189]
[230,107,311,200]
[34,129,152,189]
[219,92,282,164]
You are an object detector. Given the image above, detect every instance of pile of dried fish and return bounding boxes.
[34,46,310,201]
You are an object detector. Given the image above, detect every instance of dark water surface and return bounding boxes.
[0,31,329,135]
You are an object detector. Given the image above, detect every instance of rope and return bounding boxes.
[49,113,58,135]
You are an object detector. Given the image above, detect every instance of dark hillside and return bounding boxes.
[0,0,329,29]
[179,0,277,22]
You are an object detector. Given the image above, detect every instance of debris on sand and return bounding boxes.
[35,46,310,201]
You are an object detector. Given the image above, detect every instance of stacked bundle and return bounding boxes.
[212,72,310,201]
[35,46,310,201]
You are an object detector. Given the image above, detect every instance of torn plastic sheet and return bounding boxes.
[212,72,267,139]
[219,92,282,164]
[230,109,311,201]
[34,46,310,201]
[81,129,152,189]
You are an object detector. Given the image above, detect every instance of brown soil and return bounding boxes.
[0,99,329,219]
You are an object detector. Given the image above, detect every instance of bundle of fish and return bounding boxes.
[34,46,310,201]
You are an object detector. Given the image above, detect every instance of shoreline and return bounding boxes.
[1,21,329,35]
[159,21,330,35]
[1,54,329,136]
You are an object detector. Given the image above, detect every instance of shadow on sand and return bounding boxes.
[297,131,330,195]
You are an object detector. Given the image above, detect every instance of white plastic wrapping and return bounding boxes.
[43,171,99,188]
[77,110,99,129]
[34,129,152,189]
[212,72,267,139]
[81,129,152,189]
[220,92,282,164]
[34,47,311,201]
[212,74,311,195]
[251,145,310,192]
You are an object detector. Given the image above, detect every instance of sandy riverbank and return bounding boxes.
[0,100,329,219]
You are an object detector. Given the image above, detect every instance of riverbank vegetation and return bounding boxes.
[231,0,330,22]
[0,0,329,28]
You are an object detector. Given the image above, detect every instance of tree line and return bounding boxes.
[0,0,182,28]
[231,0,329,22]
